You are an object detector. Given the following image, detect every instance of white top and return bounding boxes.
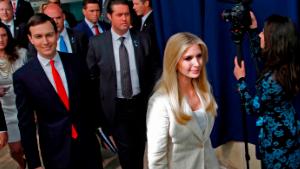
[193,108,208,134]
[111,29,140,98]
[37,53,69,97]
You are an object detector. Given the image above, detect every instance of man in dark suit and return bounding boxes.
[10,0,34,26]
[74,0,110,39]
[0,0,28,48]
[86,0,161,169]
[132,0,160,57]
[28,3,88,60]
[13,14,103,169]
[0,102,8,150]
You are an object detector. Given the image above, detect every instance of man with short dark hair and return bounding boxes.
[133,0,160,57]
[87,0,161,169]
[28,3,88,60]
[74,0,110,39]
[14,13,103,169]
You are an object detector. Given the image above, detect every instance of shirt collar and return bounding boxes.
[37,52,60,67]
[84,18,98,29]
[60,27,68,37]
[142,10,152,23]
[2,19,14,26]
[111,28,130,42]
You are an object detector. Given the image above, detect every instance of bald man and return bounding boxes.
[28,3,88,60]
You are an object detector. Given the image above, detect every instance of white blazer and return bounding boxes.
[147,91,220,169]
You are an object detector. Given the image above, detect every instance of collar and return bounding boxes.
[142,10,152,23]
[111,28,130,41]
[37,52,60,67]
[60,27,68,37]
[84,18,98,29]
[2,19,14,26]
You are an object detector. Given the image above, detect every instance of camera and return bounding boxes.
[221,0,252,43]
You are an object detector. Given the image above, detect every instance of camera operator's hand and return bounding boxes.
[249,11,257,29]
[234,56,246,80]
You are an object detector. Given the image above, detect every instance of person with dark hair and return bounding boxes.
[86,0,161,168]
[74,0,110,39]
[132,0,152,31]
[0,21,27,169]
[233,13,300,169]
[28,3,88,60]
[132,0,160,58]
[14,13,103,169]
[0,102,8,150]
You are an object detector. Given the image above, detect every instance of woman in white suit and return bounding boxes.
[147,32,220,169]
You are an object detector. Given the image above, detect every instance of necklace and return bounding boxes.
[0,56,11,79]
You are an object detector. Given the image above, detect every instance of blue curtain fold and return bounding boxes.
[152,0,300,148]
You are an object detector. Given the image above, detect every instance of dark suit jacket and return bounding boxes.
[14,0,34,26]
[0,103,7,132]
[140,12,160,58]
[66,28,89,59]
[13,52,102,169]
[14,22,28,48]
[27,28,89,60]
[74,20,110,39]
[86,29,161,129]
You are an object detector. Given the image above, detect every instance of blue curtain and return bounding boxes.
[152,0,300,148]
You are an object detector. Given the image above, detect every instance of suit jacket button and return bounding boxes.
[198,143,203,148]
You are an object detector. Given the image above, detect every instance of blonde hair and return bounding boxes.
[155,32,217,124]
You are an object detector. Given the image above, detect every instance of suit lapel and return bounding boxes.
[13,25,18,38]
[83,21,94,37]
[33,54,73,112]
[106,31,116,74]
[129,31,142,76]
[183,92,213,143]
[66,29,76,53]
[31,57,61,101]
[142,12,153,31]
[59,53,75,111]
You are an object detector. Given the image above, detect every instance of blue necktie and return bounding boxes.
[59,35,68,53]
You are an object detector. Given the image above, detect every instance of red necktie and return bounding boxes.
[50,59,78,139]
[93,24,100,35]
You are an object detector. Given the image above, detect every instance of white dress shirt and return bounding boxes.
[111,29,140,98]
[37,53,69,97]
